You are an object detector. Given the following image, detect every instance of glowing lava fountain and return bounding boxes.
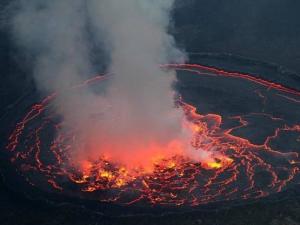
[5,63,300,207]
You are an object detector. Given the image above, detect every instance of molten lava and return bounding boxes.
[5,64,300,207]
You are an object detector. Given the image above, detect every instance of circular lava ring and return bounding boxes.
[2,55,300,215]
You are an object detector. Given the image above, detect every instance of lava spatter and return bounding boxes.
[5,64,300,207]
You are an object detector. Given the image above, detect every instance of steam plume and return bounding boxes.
[10,0,198,169]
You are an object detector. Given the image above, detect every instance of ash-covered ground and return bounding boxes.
[1,0,300,225]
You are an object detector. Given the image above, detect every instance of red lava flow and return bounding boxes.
[5,64,300,207]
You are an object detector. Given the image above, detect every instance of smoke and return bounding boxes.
[9,0,201,170]
[84,0,190,168]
